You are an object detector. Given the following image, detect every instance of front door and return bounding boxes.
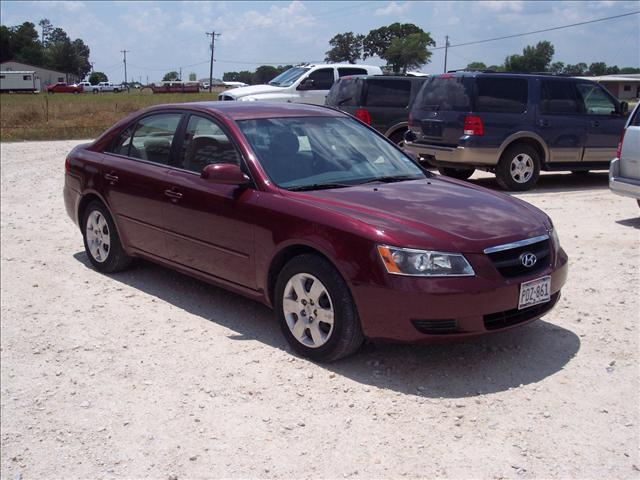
[101,112,183,258]
[576,82,627,163]
[163,114,256,288]
[297,68,336,105]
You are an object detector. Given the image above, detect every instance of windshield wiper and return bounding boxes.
[287,182,354,192]
[356,175,422,185]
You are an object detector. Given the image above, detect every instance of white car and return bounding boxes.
[218,63,382,105]
[77,81,100,93]
[609,103,640,206]
[98,82,123,93]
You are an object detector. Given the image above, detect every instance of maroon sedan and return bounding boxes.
[64,102,568,361]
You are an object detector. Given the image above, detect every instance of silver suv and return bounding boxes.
[609,103,640,206]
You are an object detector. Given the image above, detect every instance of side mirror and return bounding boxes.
[297,78,315,91]
[620,101,629,115]
[201,163,250,186]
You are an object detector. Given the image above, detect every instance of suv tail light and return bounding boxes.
[355,108,372,125]
[463,115,484,136]
[616,128,626,158]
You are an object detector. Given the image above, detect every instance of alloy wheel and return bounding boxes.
[510,153,534,184]
[85,210,111,263]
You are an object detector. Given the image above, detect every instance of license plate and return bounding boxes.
[518,276,551,310]
[420,120,442,137]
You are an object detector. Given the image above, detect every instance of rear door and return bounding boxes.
[575,82,627,163]
[362,78,413,135]
[537,79,586,163]
[101,112,182,258]
[162,114,257,288]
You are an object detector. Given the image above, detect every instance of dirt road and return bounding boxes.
[1,140,639,479]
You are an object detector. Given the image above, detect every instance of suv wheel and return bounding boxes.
[275,254,364,362]
[389,130,407,149]
[437,166,475,180]
[496,144,541,191]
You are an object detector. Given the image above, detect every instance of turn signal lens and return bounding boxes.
[377,245,475,277]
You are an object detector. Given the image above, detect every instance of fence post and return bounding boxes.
[45,95,49,123]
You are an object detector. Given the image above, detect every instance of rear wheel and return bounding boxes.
[437,166,475,180]
[496,144,541,191]
[389,129,407,149]
[275,254,364,362]
[82,201,132,273]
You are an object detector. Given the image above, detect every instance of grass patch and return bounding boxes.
[0,88,226,142]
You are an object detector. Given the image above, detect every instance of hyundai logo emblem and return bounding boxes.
[520,252,537,268]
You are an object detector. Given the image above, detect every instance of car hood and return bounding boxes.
[221,84,285,98]
[285,177,549,253]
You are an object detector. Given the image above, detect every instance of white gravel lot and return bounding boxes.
[1,139,639,480]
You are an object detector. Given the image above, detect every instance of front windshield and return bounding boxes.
[237,116,426,190]
[268,67,310,87]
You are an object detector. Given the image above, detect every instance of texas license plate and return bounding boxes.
[518,276,551,310]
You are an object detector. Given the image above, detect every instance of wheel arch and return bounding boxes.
[383,122,409,140]
[77,191,126,248]
[498,132,549,165]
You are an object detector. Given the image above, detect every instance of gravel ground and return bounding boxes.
[1,140,639,480]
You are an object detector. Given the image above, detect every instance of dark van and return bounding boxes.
[404,72,629,190]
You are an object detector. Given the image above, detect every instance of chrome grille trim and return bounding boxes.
[483,234,549,255]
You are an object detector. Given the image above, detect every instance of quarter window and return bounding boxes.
[179,115,240,173]
[475,78,528,113]
[540,80,580,114]
[23,75,31,81]
[576,83,617,115]
[338,68,368,77]
[306,68,335,90]
[364,79,412,108]
[129,114,182,164]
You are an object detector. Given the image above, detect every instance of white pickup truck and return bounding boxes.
[218,63,382,105]
[77,81,100,93]
[98,82,123,93]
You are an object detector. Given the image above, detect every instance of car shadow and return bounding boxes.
[468,171,609,194]
[73,252,580,399]
[616,216,640,229]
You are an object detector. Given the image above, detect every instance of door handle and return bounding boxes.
[538,119,549,127]
[104,172,119,183]
[164,188,183,200]
[591,120,600,127]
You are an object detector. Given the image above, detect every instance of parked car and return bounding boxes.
[64,102,568,361]
[98,82,123,93]
[404,72,629,190]
[326,74,429,147]
[46,82,82,94]
[77,81,100,93]
[218,63,383,105]
[609,102,640,206]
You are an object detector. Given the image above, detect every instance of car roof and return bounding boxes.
[142,101,345,120]
[437,71,586,81]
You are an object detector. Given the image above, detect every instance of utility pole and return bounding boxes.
[120,49,129,86]
[443,35,450,73]
[90,62,94,73]
[179,67,182,81]
[206,31,221,93]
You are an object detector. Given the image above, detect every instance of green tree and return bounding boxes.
[588,62,607,76]
[162,71,180,81]
[89,71,107,85]
[487,64,505,72]
[465,61,487,71]
[363,23,423,59]
[605,65,620,75]
[223,70,254,84]
[11,22,43,65]
[0,25,11,63]
[188,72,196,81]
[383,32,434,73]
[253,65,278,84]
[325,32,364,64]
[563,63,588,75]
[619,67,640,74]
[548,61,565,74]
[504,41,555,73]
[38,18,53,46]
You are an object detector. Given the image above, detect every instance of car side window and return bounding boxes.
[338,68,367,77]
[179,115,241,173]
[576,84,617,115]
[364,79,412,108]
[475,78,528,113]
[540,80,580,115]
[129,114,182,165]
[307,68,335,90]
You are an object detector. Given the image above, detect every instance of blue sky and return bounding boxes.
[1,1,638,82]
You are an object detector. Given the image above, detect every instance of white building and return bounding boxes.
[0,60,79,91]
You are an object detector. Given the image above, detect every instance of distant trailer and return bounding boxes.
[150,81,200,94]
[0,71,41,93]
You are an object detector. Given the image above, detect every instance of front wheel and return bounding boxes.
[437,166,475,180]
[82,201,132,273]
[496,144,541,191]
[275,254,364,362]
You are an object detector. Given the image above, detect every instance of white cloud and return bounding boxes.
[480,1,524,12]
[374,1,411,16]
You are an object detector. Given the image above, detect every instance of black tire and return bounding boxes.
[93,89,99,94]
[82,201,132,273]
[389,129,407,149]
[275,254,364,362]
[496,144,541,191]
[437,166,475,180]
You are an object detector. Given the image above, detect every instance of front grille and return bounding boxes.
[483,292,560,331]
[412,319,459,335]
[486,238,551,278]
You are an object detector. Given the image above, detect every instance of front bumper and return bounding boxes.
[609,158,640,200]
[351,248,569,343]
[403,140,498,167]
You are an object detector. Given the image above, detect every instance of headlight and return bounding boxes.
[377,245,475,277]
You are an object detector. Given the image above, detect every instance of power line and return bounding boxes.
[434,10,639,50]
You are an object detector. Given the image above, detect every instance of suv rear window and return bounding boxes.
[364,79,412,108]
[415,76,473,111]
[475,77,528,113]
[326,78,361,107]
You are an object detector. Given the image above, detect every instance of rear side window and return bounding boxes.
[415,76,472,111]
[364,79,412,108]
[129,114,182,165]
[326,78,360,106]
[540,80,580,114]
[475,77,528,113]
[338,68,367,77]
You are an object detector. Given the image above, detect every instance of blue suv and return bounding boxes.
[404,72,629,190]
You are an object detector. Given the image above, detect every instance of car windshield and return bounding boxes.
[268,67,310,87]
[237,116,426,190]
